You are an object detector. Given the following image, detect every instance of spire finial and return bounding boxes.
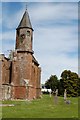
[26,3,27,11]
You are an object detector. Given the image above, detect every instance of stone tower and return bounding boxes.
[11,9,41,100]
[16,9,33,52]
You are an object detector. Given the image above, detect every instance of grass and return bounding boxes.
[0,100,2,119]
[1,95,78,118]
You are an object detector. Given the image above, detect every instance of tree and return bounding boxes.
[8,50,14,60]
[57,79,64,96]
[60,70,79,97]
[78,77,80,96]
[45,75,58,91]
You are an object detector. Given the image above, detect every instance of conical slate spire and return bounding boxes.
[17,9,33,30]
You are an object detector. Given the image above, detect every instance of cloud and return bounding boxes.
[31,3,78,83]
[40,54,78,83]
[1,30,16,56]
[2,5,25,29]
[2,31,16,41]
[0,30,2,53]
[33,26,78,55]
[0,3,2,32]
[33,26,78,83]
[2,2,78,30]
[0,40,2,53]
[1,0,79,2]
[29,3,78,23]
[2,42,15,56]
[1,2,78,84]
[2,30,16,56]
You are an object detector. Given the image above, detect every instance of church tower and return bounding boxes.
[11,8,41,100]
[16,9,33,52]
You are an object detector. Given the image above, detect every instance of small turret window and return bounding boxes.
[27,31,30,36]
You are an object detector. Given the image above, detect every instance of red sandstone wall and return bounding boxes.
[11,52,32,86]
[11,86,26,99]
[11,60,20,86]
[29,62,41,99]
[1,58,11,84]
[0,53,41,100]
[11,51,33,99]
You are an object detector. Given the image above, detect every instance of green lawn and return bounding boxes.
[2,95,78,118]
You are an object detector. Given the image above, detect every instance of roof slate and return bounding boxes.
[17,10,33,30]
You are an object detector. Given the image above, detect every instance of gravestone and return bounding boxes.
[64,89,71,104]
[53,89,58,104]
[64,89,67,101]
[49,89,52,97]
[66,100,71,104]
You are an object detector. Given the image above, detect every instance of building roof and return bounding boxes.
[17,9,33,31]
[32,56,39,66]
[0,54,10,61]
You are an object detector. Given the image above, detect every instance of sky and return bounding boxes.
[0,2,78,84]
[0,0,79,2]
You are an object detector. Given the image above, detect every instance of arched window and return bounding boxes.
[27,31,30,36]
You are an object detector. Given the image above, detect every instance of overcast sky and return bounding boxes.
[0,2,78,84]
